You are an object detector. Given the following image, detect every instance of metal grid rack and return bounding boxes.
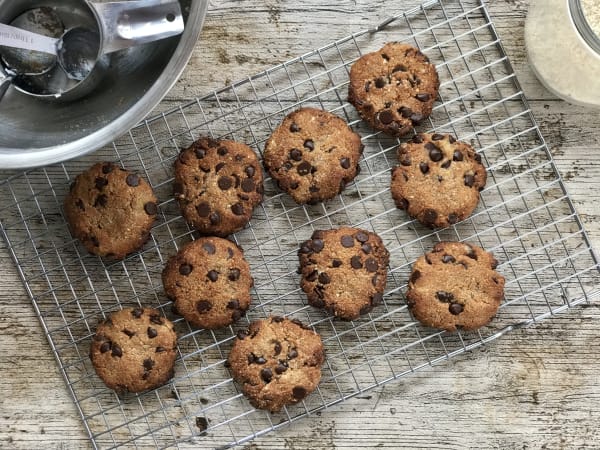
[1,0,599,448]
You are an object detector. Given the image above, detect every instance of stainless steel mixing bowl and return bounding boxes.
[0,0,207,169]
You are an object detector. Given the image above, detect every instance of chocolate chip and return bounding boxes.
[122,328,135,338]
[351,256,362,269]
[410,270,421,284]
[245,166,255,177]
[255,356,267,364]
[95,177,108,190]
[378,110,394,125]
[196,202,210,217]
[226,300,239,310]
[318,272,331,284]
[217,146,228,156]
[442,255,456,263]
[362,258,377,272]
[126,174,139,187]
[474,153,482,163]
[399,153,412,166]
[150,314,164,325]
[231,203,245,215]
[218,176,233,190]
[260,368,273,383]
[419,162,429,174]
[448,213,458,224]
[288,348,298,359]
[354,232,368,243]
[416,93,430,102]
[275,364,287,374]
[209,212,221,225]
[290,123,300,132]
[292,386,308,400]
[147,327,158,338]
[396,107,412,119]
[297,161,311,176]
[311,239,324,253]
[237,330,249,340]
[332,259,342,268]
[311,297,325,308]
[436,291,454,302]
[466,247,478,260]
[102,164,114,174]
[306,270,318,282]
[273,341,282,356]
[94,195,108,208]
[341,235,354,248]
[143,358,155,371]
[100,341,111,353]
[214,162,225,173]
[432,133,445,141]
[449,303,464,315]
[203,242,216,254]
[396,197,409,210]
[90,236,100,247]
[375,77,387,88]
[207,270,218,282]
[423,209,438,225]
[428,146,443,162]
[362,243,372,254]
[441,160,452,169]
[360,304,373,315]
[155,346,166,353]
[272,316,284,323]
[340,157,351,169]
[111,344,123,357]
[194,147,206,159]
[290,181,300,189]
[132,309,143,318]
[196,300,212,313]
[238,178,255,194]
[303,139,315,151]
[464,174,475,187]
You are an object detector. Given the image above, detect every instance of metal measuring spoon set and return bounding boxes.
[0,0,184,102]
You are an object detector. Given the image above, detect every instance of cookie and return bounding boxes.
[406,241,505,332]
[298,227,389,320]
[348,42,439,136]
[162,237,253,330]
[263,107,363,204]
[227,316,325,412]
[391,133,487,228]
[174,137,264,237]
[64,162,157,259]
[90,308,177,393]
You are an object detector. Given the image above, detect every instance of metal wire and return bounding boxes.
[1,1,599,448]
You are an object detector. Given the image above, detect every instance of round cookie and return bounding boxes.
[90,308,177,393]
[227,316,325,412]
[162,237,253,330]
[64,162,158,259]
[174,136,264,237]
[348,42,439,136]
[406,241,505,332]
[298,227,389,320]
[391,133,487,228]
[263,107,363,204]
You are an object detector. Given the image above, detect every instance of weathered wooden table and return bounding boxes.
[1,0,600,448]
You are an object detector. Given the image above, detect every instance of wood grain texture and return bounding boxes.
[2,0,600,448]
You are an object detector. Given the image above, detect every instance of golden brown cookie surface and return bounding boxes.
[406,242,505,332]
[228,316,324,412]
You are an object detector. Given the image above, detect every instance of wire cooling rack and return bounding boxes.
[1,0,600,448]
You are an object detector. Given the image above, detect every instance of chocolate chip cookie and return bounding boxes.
[406,242,505,332]
[174,137,264,237]
[391,133,487,228]
[298,227,389,320]
[162,237,253,330]
[64,162,158,259]
[90,307,177,393]
[348,42,439,136]
[263,107,363,204]
[227,316,325,412]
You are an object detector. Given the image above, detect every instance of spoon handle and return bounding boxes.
[0,23,57,55]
